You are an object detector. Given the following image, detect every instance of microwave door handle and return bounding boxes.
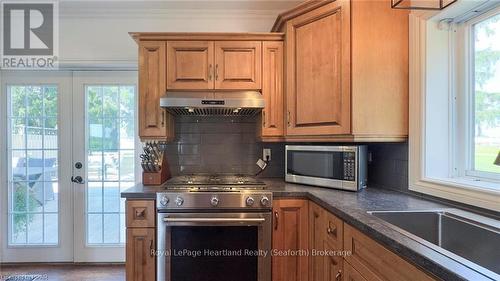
[162,217,265,224]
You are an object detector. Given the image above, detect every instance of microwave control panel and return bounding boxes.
[343,152,356,181]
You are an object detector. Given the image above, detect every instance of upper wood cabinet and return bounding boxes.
[273,0,409,142]
[166,41,214,90]
[272,199,309,281]
[285,0,351,136]
[259,41,284,139]
[166,40,262,90]
[138,41,174,140]
[215,41,262,90]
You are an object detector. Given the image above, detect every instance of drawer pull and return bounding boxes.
[135,208,146,219]
[335,270,342,281]
[327,226,337,236]
[274,211,279,230]
[149,239,154,257]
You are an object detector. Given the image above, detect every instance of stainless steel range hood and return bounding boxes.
[160,91,265,116]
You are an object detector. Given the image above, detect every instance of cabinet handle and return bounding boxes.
[335,270,342,281]
[262,111,266,128]
[287,111,291,127]
[149,239,154,257]
[215,64,219,80]
[274,211,279,230]
[327,226,337,236]
[161,111,165,127]
[208,64,213,81]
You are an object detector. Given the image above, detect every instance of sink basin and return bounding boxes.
[368,210,500,277]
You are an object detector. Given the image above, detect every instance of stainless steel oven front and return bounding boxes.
[285,145,368,191]
[157,211,272,281]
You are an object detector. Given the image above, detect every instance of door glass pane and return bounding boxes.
[86,85,136,245]
[473,13,500,174]
[8,85,59,246]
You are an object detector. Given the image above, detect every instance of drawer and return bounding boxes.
[126,200,156,228]
[343,224,436,281]
[324,210,343,249]
[343,261,368,281]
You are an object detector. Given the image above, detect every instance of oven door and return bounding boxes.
[157,212,271,281]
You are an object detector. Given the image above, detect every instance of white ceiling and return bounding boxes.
[59,0,303,12]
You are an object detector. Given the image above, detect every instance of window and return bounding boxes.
[469,11,500,179]
[7,85,60,246]
[409,3,500,211]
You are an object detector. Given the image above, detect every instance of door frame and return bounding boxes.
[0,70,74,262]
[72,71,139,262]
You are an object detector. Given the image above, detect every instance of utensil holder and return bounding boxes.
[142,154,171,186]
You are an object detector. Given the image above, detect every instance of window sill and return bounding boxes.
[409,176,500,211]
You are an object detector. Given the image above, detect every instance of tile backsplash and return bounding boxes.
[367,142,409,191]
[163,116,284,177]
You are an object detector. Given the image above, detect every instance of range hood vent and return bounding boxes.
[160,91,264,117]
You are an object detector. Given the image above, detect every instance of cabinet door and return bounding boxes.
[285,1,351,136]
[261,41,284,138]
[167,41,214,89]
[138,41,170,139]
[126,228,155,281]
[324,242,343,281]
[309,202,325,281]
[214,41,262,90]
[272,199,309,281]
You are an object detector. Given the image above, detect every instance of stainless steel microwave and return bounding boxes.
[285,145,368,191]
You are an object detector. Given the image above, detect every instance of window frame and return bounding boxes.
[409,3,500,212]
[463,6,500,181]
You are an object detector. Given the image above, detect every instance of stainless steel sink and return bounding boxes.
[368,209,500,278]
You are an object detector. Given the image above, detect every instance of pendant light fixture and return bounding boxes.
[391,0,457,10]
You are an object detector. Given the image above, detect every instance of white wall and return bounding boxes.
[58,2,297,69]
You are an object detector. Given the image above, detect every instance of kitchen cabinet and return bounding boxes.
[166,40,261,90]
[259,41,284,140]
[215,41,262,90]
[343,223,436,281]
[272,199,309,281]
[138,41,174,140]
[309,202,343,281]
[166,41,214,90]
[273,0,409,142]
[343,262,368,281]
[125,200,156,281]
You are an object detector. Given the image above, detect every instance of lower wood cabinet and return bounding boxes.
[272,200,436,281]
[272,199,309,281]
[126,228,156,281]
[343,224,436,281]
[126,200,156,281]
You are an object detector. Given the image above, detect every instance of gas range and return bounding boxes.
[156,175,272,211]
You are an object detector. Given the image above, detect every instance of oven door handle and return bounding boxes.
[162,217,266,223]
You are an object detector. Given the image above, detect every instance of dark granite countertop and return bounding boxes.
[121,179,498,281]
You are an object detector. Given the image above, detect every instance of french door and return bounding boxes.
[0,71,139,262]
[72,71,139,262]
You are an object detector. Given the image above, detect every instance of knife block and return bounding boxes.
[142,155,171,186]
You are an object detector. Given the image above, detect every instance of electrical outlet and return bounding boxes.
[263,149,271,161]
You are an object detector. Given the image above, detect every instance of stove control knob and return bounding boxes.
[211,196,219,207]
[260,196,270,207]
[160,195,169,206]
[246,197,255,206]
[175,196,184,206]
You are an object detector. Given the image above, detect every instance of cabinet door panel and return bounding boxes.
[167,41,214,89]
[215,41,262,89]
[272,199,309,281]
[139,41,169,139]
[286,1,351,136]
[126,228,155,281]
[261,41,284,137]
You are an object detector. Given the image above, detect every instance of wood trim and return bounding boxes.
[130,32,284,42]
[282,135,407,142]
[126,200,156,228]
[261,41,284,137]
[271,0,334,32]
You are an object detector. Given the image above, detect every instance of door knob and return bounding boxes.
[71,176,85,184]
